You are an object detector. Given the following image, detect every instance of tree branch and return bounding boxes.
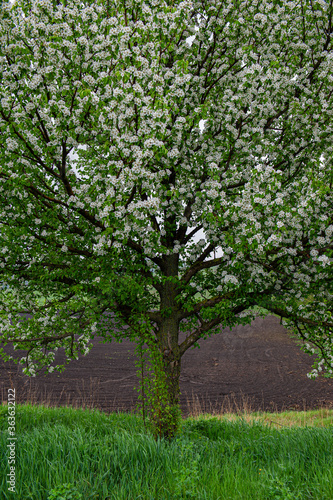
[179,303,250,356]
[179,291,235,320]
[180,256,225,285]
[264,305,333,330]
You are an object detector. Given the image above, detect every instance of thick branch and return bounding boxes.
[265,305,333,330]
[15,292,76,315]
[196,243,215,264]
[3,331,75,346]
[146,310,162,326]
[180,256,225,285]
[179,303,249,356]
[179,291,235,320]
[127,237,162,268]
[182,224,204,245]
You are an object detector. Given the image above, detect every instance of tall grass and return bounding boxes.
[185,391,333,428]
[1,403,333,500]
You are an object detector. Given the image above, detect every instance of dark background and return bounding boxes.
[1,316,332,416]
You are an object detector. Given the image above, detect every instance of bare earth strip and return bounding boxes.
[1,316,333,415]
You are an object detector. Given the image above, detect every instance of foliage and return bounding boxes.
[0,0,333,439]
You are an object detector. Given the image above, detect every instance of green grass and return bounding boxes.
[1,404,333,499]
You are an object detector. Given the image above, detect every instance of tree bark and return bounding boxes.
[158,315,181,409]
[152,254,182,438]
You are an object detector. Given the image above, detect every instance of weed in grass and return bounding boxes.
[260,464,304,500]
[47,483,82,500]
[265,475,302,500]
[172,439,201,499]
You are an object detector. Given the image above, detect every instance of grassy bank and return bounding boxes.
[1,404,333,499]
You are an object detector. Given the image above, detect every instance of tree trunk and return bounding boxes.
[150,316,181,440]
[159,315,182,408]
[150,254,182,439]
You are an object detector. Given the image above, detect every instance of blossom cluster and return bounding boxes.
[0,0,332,376]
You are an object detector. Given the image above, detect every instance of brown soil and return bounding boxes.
[1,316,333,416]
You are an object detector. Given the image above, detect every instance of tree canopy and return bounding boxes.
[1,0,333,436]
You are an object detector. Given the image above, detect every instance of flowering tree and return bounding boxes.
[1,0,333,437]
